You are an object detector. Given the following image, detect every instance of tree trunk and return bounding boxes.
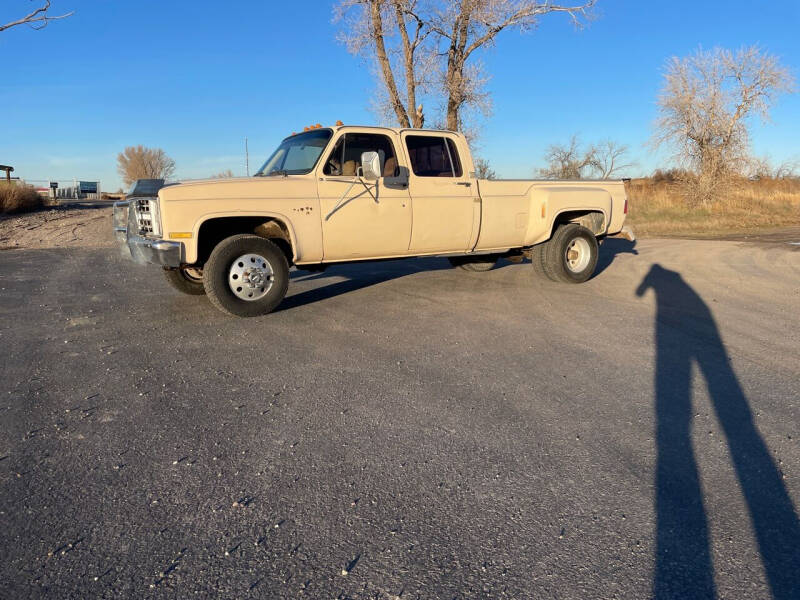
[393,1,422,128]
[369,0,410,128]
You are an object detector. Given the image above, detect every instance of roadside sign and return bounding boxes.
[50,182,58,189]
[78,181,97,194]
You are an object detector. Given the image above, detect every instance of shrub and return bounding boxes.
[0,182,45,214]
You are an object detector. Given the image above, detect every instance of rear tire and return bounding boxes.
[532,224,598,283]
[203,235,289,317]
[163,267,206,295]
[448,255,498,272]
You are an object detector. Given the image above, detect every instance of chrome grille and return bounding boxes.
[135,198,155,235]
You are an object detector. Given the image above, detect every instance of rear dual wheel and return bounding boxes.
[531,224,598,283]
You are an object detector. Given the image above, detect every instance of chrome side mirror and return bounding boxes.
[360,151,381,181]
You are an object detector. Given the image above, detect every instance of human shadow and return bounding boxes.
[596,237,638,276]
[636,264,800,599]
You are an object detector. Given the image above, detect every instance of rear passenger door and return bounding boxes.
[402,133,479,253]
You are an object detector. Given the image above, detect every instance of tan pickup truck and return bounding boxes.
[114,125,632,317]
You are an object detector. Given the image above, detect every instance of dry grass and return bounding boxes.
[625,176,800,237]
[0,182,46,214]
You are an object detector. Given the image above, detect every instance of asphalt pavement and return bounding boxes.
[1,238,798,599]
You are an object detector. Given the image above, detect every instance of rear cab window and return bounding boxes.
[405,135,462,177]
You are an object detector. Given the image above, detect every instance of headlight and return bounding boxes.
[133,197,162,237]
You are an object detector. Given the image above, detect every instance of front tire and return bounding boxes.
[163,267,206,295]
[531,224,598,283]
[203,235,289,317]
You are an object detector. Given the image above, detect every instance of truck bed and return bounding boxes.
[474,178,628,251]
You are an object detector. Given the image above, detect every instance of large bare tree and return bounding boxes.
[653,46,795,203]
[336,0,595,132]
[1,1,72,33]
[117,146,176,187]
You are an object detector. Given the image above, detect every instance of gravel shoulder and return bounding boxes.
[0,205,113,250]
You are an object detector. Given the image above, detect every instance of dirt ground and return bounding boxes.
[0,205,113,250]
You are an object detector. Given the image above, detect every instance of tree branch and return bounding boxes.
[0,1,73,33]
[464,2,595,58]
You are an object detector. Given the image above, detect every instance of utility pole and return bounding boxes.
[245,137,250,177]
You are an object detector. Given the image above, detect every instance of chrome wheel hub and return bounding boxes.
[565,237,591,273]
[228,253,274,301]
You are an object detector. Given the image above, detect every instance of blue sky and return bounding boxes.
[2,0,798,190]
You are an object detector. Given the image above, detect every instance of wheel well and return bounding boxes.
[550,210,606,237]
[196,217,294,265]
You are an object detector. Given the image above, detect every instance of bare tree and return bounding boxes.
[336,0,594,132]
[746,155,799,180]
[653,46,795,203]
[117,146,176,187]
[474,157,496,179]
[589,139,633,179]
[1,1,73,33]
[210,169,235,178]
[537,136,632,179]
[537,135,594,179]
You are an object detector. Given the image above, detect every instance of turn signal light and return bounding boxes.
[169,232,192,239]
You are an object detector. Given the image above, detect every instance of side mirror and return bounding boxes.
[360,151,381,181]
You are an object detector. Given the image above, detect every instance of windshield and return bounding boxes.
[255,129,333,176]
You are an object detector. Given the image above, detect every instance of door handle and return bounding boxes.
[455,181,471,187]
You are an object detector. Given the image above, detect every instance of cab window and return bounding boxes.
[405,136,463,177]
[323,133,400,177]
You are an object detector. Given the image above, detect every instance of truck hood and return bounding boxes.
[158,175,317,203]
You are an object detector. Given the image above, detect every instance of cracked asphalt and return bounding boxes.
[1,237,798,599]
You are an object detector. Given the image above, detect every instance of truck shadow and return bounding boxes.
[637,264,800,599]
[280,257,460,311]
[280,238,636,311]
[596,237,638,276]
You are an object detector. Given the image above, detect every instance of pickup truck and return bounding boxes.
[114,124,632,317]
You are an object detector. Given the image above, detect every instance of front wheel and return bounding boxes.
[203,235,289,317]
[531,224,599,283]
[163,267,206,295]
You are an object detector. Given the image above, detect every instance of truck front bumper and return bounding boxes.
[113,200,182,267]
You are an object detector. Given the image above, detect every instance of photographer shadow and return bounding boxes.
[637,264,800,599]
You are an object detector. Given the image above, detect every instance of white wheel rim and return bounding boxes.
[565,237,591,273]
[228,253,274,301]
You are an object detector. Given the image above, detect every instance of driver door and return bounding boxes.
[317,132,412,260]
